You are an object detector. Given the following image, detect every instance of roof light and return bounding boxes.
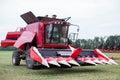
[54,21,57,24]
[58,22,60,24]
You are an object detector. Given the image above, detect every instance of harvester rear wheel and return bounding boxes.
[12,51,21,66]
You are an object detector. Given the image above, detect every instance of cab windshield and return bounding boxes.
[45,23,68,44]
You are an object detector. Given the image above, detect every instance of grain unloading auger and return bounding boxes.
[1,11,117,69]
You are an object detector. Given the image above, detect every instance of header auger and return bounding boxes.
[1,11,117,69]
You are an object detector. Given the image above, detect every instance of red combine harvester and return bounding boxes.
[1,11,118,69]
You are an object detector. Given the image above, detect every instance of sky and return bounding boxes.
[0,0,120,42]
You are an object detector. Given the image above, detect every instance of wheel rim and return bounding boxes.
[12,56,16,64]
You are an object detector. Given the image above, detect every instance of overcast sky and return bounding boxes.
[0,0,120,42]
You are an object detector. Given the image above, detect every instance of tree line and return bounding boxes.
[0,35,120,50]
[0,46,16,51]
[73,35,120,50]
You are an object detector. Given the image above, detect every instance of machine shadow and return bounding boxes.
[33,67,105,75]
[15,62,106,75]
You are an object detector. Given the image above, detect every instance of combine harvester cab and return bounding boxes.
[1,11,118,69]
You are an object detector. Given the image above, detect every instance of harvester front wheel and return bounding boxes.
[12,51,21,66]
[26,50,36,69]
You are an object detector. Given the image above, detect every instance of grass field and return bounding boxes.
[0,50,120,80]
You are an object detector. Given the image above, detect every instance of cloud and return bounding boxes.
[0,0,120,41]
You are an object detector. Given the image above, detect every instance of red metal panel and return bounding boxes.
[36,22,44,47]
[14,31,36,49]
[6,32,22,39]
[71,48,82,59]
[30,47,42,63]
[1,40,16,48]
[25,22,44,48]
[94,49,109,61]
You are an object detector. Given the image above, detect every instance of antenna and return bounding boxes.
[63,17,71,21]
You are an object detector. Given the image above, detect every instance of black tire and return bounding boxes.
[26,49,37,69]
[12,51,21,66]
[12,50,25,66]
[26,49,42,69]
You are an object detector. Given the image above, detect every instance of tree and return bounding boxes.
[72,35,120,50]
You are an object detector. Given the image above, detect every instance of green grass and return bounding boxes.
[105,53,120,58]
[0,50,120,80]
